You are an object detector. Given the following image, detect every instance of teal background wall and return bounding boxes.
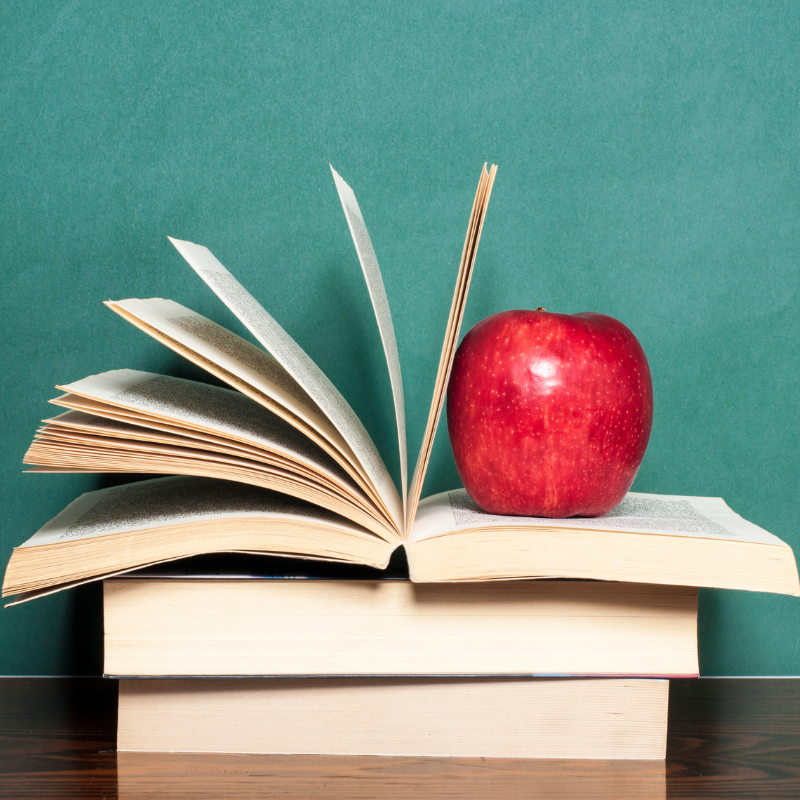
[1,1,798,675]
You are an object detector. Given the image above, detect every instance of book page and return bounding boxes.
[27,411,394,539]
[38,410,342,485]
[166,238,403,532]
[56,370,354,487]
[404,164,498,535]
[106,299,339,441]
[17,476,367,549]
[330,166,408,510]
[104,298,388,513]
[409,489,791,547]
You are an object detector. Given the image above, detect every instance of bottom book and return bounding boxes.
[118,677,669,759]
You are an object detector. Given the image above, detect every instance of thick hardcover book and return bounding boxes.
[3,165,798,602]
[116,677,669,759]
[103,577,699,678]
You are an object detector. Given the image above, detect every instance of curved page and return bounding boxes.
[25,428,390,539]
[405,165,497,534]
[28,388,394,539]
[39,407,357,497]
[104,298,391,522]
[167,238,403,532]
[55,370,360,495]
[105,301,336,446]
[331,166,407,507]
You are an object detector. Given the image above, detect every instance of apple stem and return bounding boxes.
[535,307,546,312]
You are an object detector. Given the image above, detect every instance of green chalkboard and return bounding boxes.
[1,1,798,675]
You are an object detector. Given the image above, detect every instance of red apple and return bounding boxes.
[446,309,653,518]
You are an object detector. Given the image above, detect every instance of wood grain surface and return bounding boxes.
[0,678,798,799]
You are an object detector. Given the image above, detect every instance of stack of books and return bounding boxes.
[106,558,691,758]
[4,165,798,759]
[103,543,794,759]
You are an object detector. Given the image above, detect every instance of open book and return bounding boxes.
[4,165,798,603]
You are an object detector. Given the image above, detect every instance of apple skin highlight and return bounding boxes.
[446,309,654,518]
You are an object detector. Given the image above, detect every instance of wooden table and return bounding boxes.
[0,678,798,798]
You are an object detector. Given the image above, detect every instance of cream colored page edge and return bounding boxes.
[43,399,354,483]
[38,408,357,496]
[55,369,362,494]
[32,412,361,506]
[330,165,408,514]
[52,378,389,524]
[25,434,393,541]
[33,408,382,508]
[167,238,403,532]
[404,165,497,536]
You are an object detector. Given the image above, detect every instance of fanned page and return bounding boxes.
[166,238,404,534]
[22,369,394,540]
[105,300,340,446]
[104,298,395,532]
[404,164,498,535]
[330,166,408,513]
[49,370,354,484]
